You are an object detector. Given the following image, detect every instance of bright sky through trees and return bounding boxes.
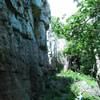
[48,0,78,18]
[48,0,78,51]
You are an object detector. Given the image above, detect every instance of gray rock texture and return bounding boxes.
[0,0,51,100]
[75,81,100,97]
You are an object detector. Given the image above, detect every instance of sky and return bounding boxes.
[47,0,78,51]
[48,0,78,18]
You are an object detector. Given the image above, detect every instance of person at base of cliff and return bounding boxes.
[79,92,83,100]
[70,55,81,72]
[89,64,97,78]
[76,92,83,100]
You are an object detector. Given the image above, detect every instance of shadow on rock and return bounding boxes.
[43,71,76,100]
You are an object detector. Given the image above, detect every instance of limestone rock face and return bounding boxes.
[0,0,51,100]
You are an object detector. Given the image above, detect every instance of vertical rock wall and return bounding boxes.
[0,0,51,100]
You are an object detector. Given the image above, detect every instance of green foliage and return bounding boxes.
[51,17,65,38]
[83,92,100,100]
[58,70,97,87]
[51,0,100,75]
[43,70,100,100]
[58,70,100,100]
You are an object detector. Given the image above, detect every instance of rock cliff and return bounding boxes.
[0,0,51,100]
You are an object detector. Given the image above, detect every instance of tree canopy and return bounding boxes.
[51,0,100,75]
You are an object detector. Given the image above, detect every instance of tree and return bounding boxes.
[51,0,100,76]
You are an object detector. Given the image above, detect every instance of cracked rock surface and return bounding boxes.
[0,0,51,100]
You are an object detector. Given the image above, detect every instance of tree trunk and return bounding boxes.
[95,54,100,87]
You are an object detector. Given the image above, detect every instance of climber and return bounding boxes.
[17,0,22,12]
[17,0,21,7]
[24,0,30,20]
[24,0,30,9]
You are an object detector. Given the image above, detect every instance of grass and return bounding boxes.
[43,70,100,100]
[58,70,97,87]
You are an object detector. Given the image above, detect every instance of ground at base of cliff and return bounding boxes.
[43,70,100,100]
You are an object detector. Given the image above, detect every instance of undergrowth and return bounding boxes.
[43,70,100,100]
